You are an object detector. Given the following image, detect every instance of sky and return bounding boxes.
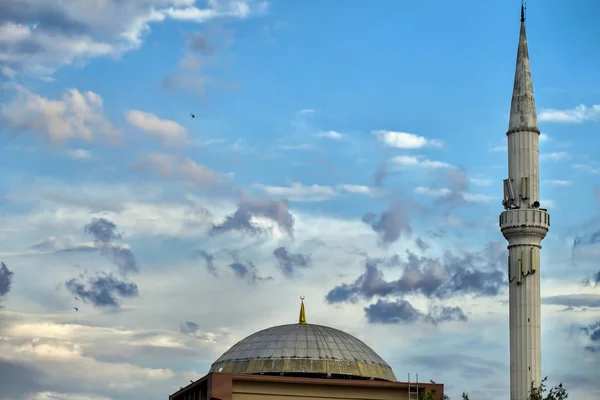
[0,0,600,399]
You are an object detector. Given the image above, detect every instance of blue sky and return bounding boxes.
[1,1,599,400]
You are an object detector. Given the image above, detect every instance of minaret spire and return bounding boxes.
[298,296,307,324]
[500,4,550,400]
[509,0,538,135]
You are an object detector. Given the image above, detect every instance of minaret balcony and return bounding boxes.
[499,208,549,241]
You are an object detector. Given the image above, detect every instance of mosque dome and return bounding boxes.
[208,298,396,381]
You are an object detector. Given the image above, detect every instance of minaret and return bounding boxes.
[499,3,550,400]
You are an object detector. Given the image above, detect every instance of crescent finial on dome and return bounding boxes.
[299,296,307,324]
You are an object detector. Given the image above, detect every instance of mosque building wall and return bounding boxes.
[169,372,444,400]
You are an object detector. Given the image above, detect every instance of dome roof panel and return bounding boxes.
[209,323,396,381]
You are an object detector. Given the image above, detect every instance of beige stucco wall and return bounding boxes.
[232,380,409,400]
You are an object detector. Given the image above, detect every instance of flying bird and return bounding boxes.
[74,307,79,311]
[191,113,195,118]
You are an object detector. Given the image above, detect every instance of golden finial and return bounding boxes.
[299,296,307,324]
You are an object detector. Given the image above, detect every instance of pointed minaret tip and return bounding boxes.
[299,296,307,324]
[508,0,539,134]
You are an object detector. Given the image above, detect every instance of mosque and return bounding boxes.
[169,298,444,400]
[170,3,546,400]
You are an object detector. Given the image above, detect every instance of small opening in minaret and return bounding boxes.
[528,318,530,322]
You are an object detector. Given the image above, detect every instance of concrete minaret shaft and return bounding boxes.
[500,5,550,400]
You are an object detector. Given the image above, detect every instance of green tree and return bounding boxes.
[418,389,437,400]
[529,377,568,400]
[442,378,567,400]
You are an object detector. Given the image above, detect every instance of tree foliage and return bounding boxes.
[427,377,567,400]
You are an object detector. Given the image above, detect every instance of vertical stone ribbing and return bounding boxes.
[500,7,549,400]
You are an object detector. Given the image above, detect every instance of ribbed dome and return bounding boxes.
[209,323,396,381]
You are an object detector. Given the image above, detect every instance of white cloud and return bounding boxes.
[543,180,572,186]
[462,193,496,202]
[539,132,550,141]
[0,313,207,399]
[134,153,230,188]
[414,187,451,197]
[541,199,556,208]
[414,186,495,202]
[1,85,120,142]
[337,184,372,195]
[0,0,267,77]
[251,183,374,201]
[252,183,337,202]
[538,104,600,123]
[391,155,452,169]
[315,130,343,140]
[373,130,443,149]
[298,109,316,115]
[540,152,569,161]
[66,149,92,160]
[27,393,112,400]
[573,163,600,174]
[470,178,492,187]
[489,145,507,152]
[1,179,598,400]
[2,65,18,78]
[126,110,188,145]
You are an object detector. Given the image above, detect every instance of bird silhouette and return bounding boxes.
[74,307,79,311]
[191,113,195,118]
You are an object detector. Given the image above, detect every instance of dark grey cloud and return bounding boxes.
[364,299,423,324]
[362,202,413,245]
[581,321,600,353]
[85,217,121,244]
[211,194,295,238]
[364,299,468,325]
[542,294,600,308]
[434,167,470,207]
[273,246,311,278]
[415,237,430,252]
[65,273,139,308]
[0,262,14,298]
[196,250,217,276]
[187,33,215,55]
[228,261,272,284]
[424,305,469,325]
[326,242,506,304]
[184,201,212,227]
[0,358,44,398]
[373,159,388,188]
[571,213,600,286]
[162,26,237,96]
[211,208,265,236]
[180,321,199,335]
[84,218,139,275]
